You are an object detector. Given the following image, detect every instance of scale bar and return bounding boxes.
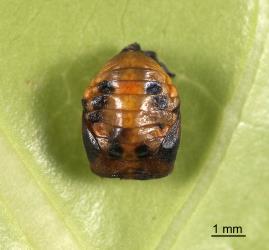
[211,235,246,237]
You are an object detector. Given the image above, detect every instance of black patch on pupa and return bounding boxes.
[91,95,108,110]
[108,143,123,159]
[135,144,150,158]
[145,81,162,95]
[154,95,168,110]
[158,119,180,163]
[87,111,102,123]
[82,112,100,162]
[98,80,115,94]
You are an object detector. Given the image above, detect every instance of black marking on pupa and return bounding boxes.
[82,112,100,162]
[108,143,124,159]
[135,144,150,158]
[98,80,115,94]
[158,119,180,163]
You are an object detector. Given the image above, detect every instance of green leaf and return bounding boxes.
[0,1,268,249]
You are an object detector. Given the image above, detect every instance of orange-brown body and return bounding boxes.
[82,43,180,179]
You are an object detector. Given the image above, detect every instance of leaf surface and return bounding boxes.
[0,1,268,249]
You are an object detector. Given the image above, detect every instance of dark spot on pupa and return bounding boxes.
[108,143,123,159]
[135,144,150,158]
[91,95,108,109]
[145,81,162,95]
[153,95,168,110]
[158,120,180,163]
[82,116,100,162]
[88,111,102,123]
[98,80,115,94]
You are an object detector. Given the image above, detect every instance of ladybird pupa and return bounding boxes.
[82,43,181,179]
